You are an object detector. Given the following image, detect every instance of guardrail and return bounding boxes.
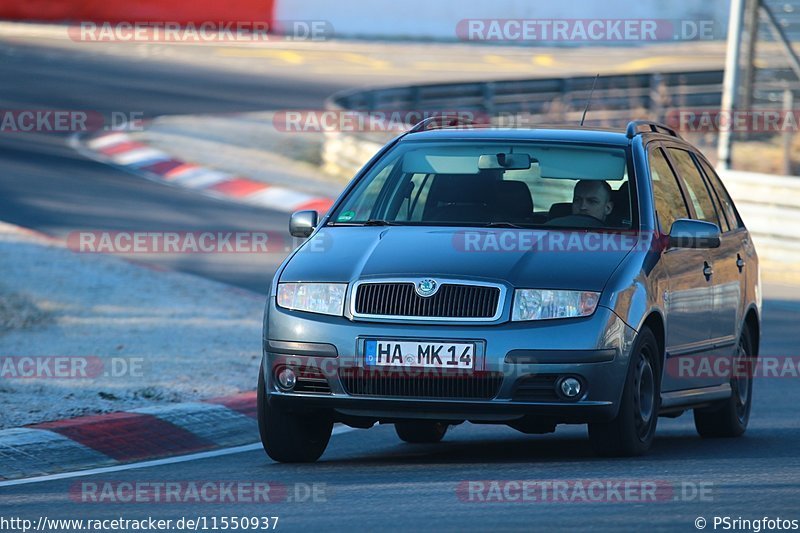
[322,69,800,282]
[323,70,727,179]
[333,70,725,115]
[718,169,800,281]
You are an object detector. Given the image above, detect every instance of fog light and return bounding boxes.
[276,367,297,391]
[559,377,582,398]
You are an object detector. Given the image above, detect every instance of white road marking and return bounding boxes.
[171,169,233,188]
[245,186,315,209]
[111,147,169,166]
[0,425,357,488]
[85,132,130,150]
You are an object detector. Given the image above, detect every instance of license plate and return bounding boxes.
[364,340,475,369]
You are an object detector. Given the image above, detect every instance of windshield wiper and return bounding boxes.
[362,219,402,226]
[327,219,403,227]
[482,221,528,229]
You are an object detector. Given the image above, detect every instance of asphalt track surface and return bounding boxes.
[1,37,799,532]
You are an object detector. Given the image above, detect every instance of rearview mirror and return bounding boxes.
[289,210,318,238]
[668,219,721,249]
[478,153,533,170]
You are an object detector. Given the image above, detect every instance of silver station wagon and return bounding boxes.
[258,119,761,462]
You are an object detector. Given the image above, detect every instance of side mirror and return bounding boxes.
[668,219,721,249]
[289,210,318,238]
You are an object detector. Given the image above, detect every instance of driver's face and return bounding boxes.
[572,181,613,221]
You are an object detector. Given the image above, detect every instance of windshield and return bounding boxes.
[329,141,634,229]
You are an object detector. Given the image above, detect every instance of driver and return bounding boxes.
[572,179,614,221]
[549,179,614,225]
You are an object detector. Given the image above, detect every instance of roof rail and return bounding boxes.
[626,120,681,139]
[408,114,475,133]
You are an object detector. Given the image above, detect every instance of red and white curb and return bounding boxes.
[70,131,334,214]
[0,223,272,482]
[0,393,258,481]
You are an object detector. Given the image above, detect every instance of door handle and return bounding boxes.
[703,261,714,279]
[736,254,745,272]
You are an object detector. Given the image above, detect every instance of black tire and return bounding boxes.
[693,326,754,438]
[395,421,448,443]
[589,326,661,457]
[257,363,332,463]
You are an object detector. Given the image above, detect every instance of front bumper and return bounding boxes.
[263,304,637,424]
[269,394,617,423]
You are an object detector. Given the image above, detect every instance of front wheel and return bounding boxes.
[693,327,754,438]
[588,326,660,457]
[257,363,332,463]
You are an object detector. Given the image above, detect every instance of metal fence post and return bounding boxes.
[482,82,495,114]
[718,0,747,170]
[649,73,664,123]
[410,86,421,111]
[740,0,761,122]
[783,87,794,176]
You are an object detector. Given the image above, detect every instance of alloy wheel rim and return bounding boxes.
[733,339,752,422]
[633,350,655,439]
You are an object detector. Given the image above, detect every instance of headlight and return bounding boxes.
[276,283,347,316]
[512,289,600,321]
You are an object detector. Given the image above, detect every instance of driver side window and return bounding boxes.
[649,148,690,234]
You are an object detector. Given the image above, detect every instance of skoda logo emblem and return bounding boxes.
[416,279,438,297]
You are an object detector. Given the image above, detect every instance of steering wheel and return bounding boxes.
[547,213,605,228]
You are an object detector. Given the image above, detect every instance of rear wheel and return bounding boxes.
[395,421,448,443]
[694,327,754,438]
[589,326,660,457]
[257,363,332,463]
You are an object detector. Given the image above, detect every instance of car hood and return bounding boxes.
[279,226,637,291]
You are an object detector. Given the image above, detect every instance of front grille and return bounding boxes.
[511,374,560,402]
[354,282,500,319]
[293,366,332,394]
[339,368,503,399]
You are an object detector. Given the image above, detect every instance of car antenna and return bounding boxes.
[580,73,600,127]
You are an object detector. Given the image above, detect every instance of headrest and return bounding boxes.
[493,180,533,215]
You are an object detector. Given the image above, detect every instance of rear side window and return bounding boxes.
[649,148,689,233]
[696,157,741,231]
[667,149,721,228]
